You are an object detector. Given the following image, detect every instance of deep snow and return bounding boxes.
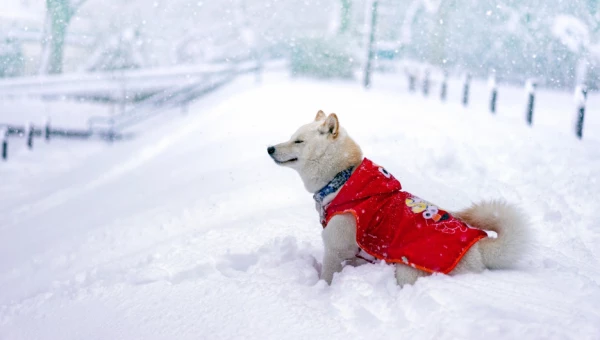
[1,72,600,339]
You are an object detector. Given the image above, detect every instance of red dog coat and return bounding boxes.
[322,158,487,274]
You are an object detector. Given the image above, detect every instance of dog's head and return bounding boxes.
[267,110,362,192]
[267,110,339,169]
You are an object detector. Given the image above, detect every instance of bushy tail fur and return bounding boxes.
[455,200,529,270]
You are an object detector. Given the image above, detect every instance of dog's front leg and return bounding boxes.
[321,213,358,284]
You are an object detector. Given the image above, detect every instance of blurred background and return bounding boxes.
[2,3,600,338]
[1,0,599,88]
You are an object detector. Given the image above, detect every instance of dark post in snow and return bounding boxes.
[489,74,498,114]
[422,69,430,96]
[575,85,587,139]
[408,71,416,92]
[27,123,34,149]
[362,0,378,89]
[45,118,51,141]
[1,129,7,161]
[440,71,448,102]
[462,73,471,107]
[525,79,537,126]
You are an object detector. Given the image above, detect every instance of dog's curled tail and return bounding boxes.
[455,200,530,270]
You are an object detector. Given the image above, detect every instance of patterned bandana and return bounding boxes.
[313,166,354,223]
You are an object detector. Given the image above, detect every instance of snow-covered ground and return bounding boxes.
[1,72,599,339]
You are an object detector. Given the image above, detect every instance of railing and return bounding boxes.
[0,60,261,100]
[0,121,131,161]
[0,59,269,161]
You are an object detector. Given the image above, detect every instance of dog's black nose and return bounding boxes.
[267,146,275,155]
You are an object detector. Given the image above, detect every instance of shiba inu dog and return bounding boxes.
[267,110,529,285]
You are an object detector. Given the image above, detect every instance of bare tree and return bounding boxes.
[40,0,88,74]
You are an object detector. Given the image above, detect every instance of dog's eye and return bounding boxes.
[294,140,304,144]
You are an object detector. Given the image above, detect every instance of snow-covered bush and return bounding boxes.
[0,38,24,78]
[552,15,590,53]
[395,0,600,89]
[290,37,357,79]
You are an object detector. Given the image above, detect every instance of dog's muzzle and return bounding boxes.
[267,146,298,164]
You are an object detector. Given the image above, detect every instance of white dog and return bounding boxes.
[268,111,529,286]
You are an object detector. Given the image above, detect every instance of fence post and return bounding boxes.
[27,123,34,149]
[422,69,430,96]
[440,71,448,102]
[525,79,537,126]
[462,73,471,107]
[45,118,51,142]
[1,129,7,161]
[575,85,587,139]
[489,74,498,114]
[362,0,378,89]
[408,72,416,92]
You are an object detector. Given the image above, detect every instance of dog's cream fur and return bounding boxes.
[268,111,529,285]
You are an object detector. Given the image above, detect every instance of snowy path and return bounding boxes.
[1,73,600,339]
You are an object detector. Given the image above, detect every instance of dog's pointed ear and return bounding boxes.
[315,110,326,121]
[323,113,339,138]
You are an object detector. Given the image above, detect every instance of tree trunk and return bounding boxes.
[339,0,352,34]
[41,0,72,74]
[363,0,378,88]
